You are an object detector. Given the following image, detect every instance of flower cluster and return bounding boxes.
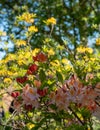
[33,52,47,62]
[50,75,97,111]
[15,39,27,47]
[28,26,38,33]
[22,84,40,109]
[77,46,93,54]
[17,12,36,23]
[13,52,98,115]
[13,52,48,110]
[44,17,56,25]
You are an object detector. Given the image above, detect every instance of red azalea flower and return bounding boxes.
[33,56,38,62]
[16,76,28,83]
[27,64,38,75]
[37,88,48,97]
[24,104,33,111]
[33,52,47,62]
[11,91,20,98]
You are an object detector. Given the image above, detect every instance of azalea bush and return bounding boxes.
[1,50,100,130]
[0,9,100,130]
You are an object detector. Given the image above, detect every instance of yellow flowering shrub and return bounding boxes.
[0,11,100,130]
[17,12,36,23]
[77,46,93,54]
[15,39,27,47]
[3,78,12,84]
[50,60,60,67]
[47,48,55,56]
[61,58,69,64]
[85,47,93,54]
[32,48,40,56]
[28,26,38,33]
[0,70,7,76]
[44,17,56,25]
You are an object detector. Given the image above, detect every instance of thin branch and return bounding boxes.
[68,106,85,125]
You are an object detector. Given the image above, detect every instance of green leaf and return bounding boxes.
[39,69,46,82]
[31,118,47,130]
[5,126,12,130]
[80,107,91,119]
[56,71,63,83]
[22,126,29,130]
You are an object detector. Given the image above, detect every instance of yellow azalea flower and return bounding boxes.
[7,71,13,76]
[7,54,16,61]
[77,46,93,54]
[85,47,93,54]
[4,78,12,84]
[32,48,40,56]
[25,52,31,57]
[77,46,86,53]
[0,54,16,63]
[50,60,60,67]
[16,40,27,47]
[65,65,72,70]
[47,48,55,56]
[17,12,36,23]
[96,38,100,45]
[90,58,96,62]
[83,56,89,61]
[0,70,7,76]
[17,60,25,65]
[18,53,25,59]
[28,26,38,33]
[13,72,18,76]
[0,59,7,64]
[26,123,35,129]
[44,17,56,25]
[61,58,69,64]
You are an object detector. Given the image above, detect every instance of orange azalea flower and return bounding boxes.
[33,52,47,62]
[34,80,41,88]
[87,101,96,111]
[27,64,38,75]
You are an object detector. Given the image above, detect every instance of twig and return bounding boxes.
[68,106,85,125]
